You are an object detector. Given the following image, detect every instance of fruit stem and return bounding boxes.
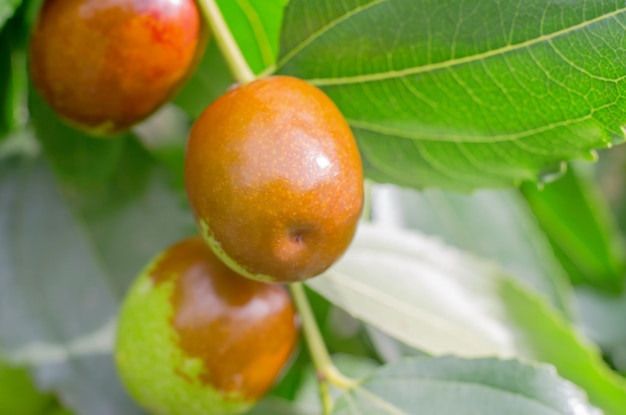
[319,381,333,415]
[196,0,256,84]
[289,283,359,392]
[362,179,374,221]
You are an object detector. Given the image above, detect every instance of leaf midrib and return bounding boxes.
[279,4,626,86]
[316,269,506,354]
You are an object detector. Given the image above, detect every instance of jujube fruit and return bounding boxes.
[115,237,298,415]
[185,76,364,283]
[29,0,205,134]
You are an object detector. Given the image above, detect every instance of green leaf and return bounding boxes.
[29,87,128,191]
[277,0,626,190]
[309,224,515,357]
[522,163,626,293]
[132,104,190,191]
[308,223,626,413]
[217,0,287,74]
[371,185,572,314]
[0,158,140,414]
[501,278,626,415]
[174,0,287,117]
[0,0,22,29]
[332,357,600,415]
[0,2,28,141]
[295,354,379,414]
[247,399,315,415]
[0,360,55,415]
[173,41,234,118]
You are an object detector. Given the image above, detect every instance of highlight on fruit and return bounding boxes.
[29,0,206,135]
[185,76,364,283]
[115,237,298,415]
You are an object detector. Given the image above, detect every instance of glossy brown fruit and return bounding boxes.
[185,76,364,283]
[29,0,205,135]
[115,237,298,415]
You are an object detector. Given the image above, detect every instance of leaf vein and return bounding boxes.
[305,7,626,86]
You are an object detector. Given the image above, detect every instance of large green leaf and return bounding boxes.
[332,357,600,415]
[307,223,626,413]
[276,0,626,190]
[522,163,626,293]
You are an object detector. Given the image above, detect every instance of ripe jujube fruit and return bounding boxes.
[29,0,205,135]
[115,237,298,415]
[185,76,364,283]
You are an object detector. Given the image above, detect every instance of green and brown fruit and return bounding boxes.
[29,0,205,135]
[185,76,364,283]
[115,237,298,415]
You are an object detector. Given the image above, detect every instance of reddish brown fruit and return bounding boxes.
[115,237,298,414]
[29,0,205,134]
[185,76,364,283]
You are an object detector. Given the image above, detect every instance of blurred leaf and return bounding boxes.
[0,0,22,29]
[47,410,74,415]
[371,185,572,315]
[522,163,626,293]
[247,398,314,415]
[500,278,626,415]
[576,287,626,351]
[173,41,233,118]
[0,126,39,160]
[0,2,28,140]
[0,149,193,415]
[0,360,55,415]
[308,223,626,413]
[174,0,287,117]
[332,357,600,415]
[0,157,140,415]
[28,88,127,191]
[251,356,373,415]
[295,354,379,414]
[277,0,626,190]
[133,104,190,191]
[595,146,626,240]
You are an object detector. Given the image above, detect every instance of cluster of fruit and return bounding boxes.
[30,0,364,413]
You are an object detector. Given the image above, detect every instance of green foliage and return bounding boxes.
[0,360,53,415]
[333,357,599,414]
[0,0,23,29]
[278,0,626,190]
[0,1,28,140]
[522,163,626,293]
[308,223,626,414]
[2,0,626,414]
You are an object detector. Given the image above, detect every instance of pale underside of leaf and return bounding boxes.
[331,357,601,415]
[307,223,518,357]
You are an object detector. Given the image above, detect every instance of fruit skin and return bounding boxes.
[185,76,364,283]
[29,0,205,135]
[115,237,298,415]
